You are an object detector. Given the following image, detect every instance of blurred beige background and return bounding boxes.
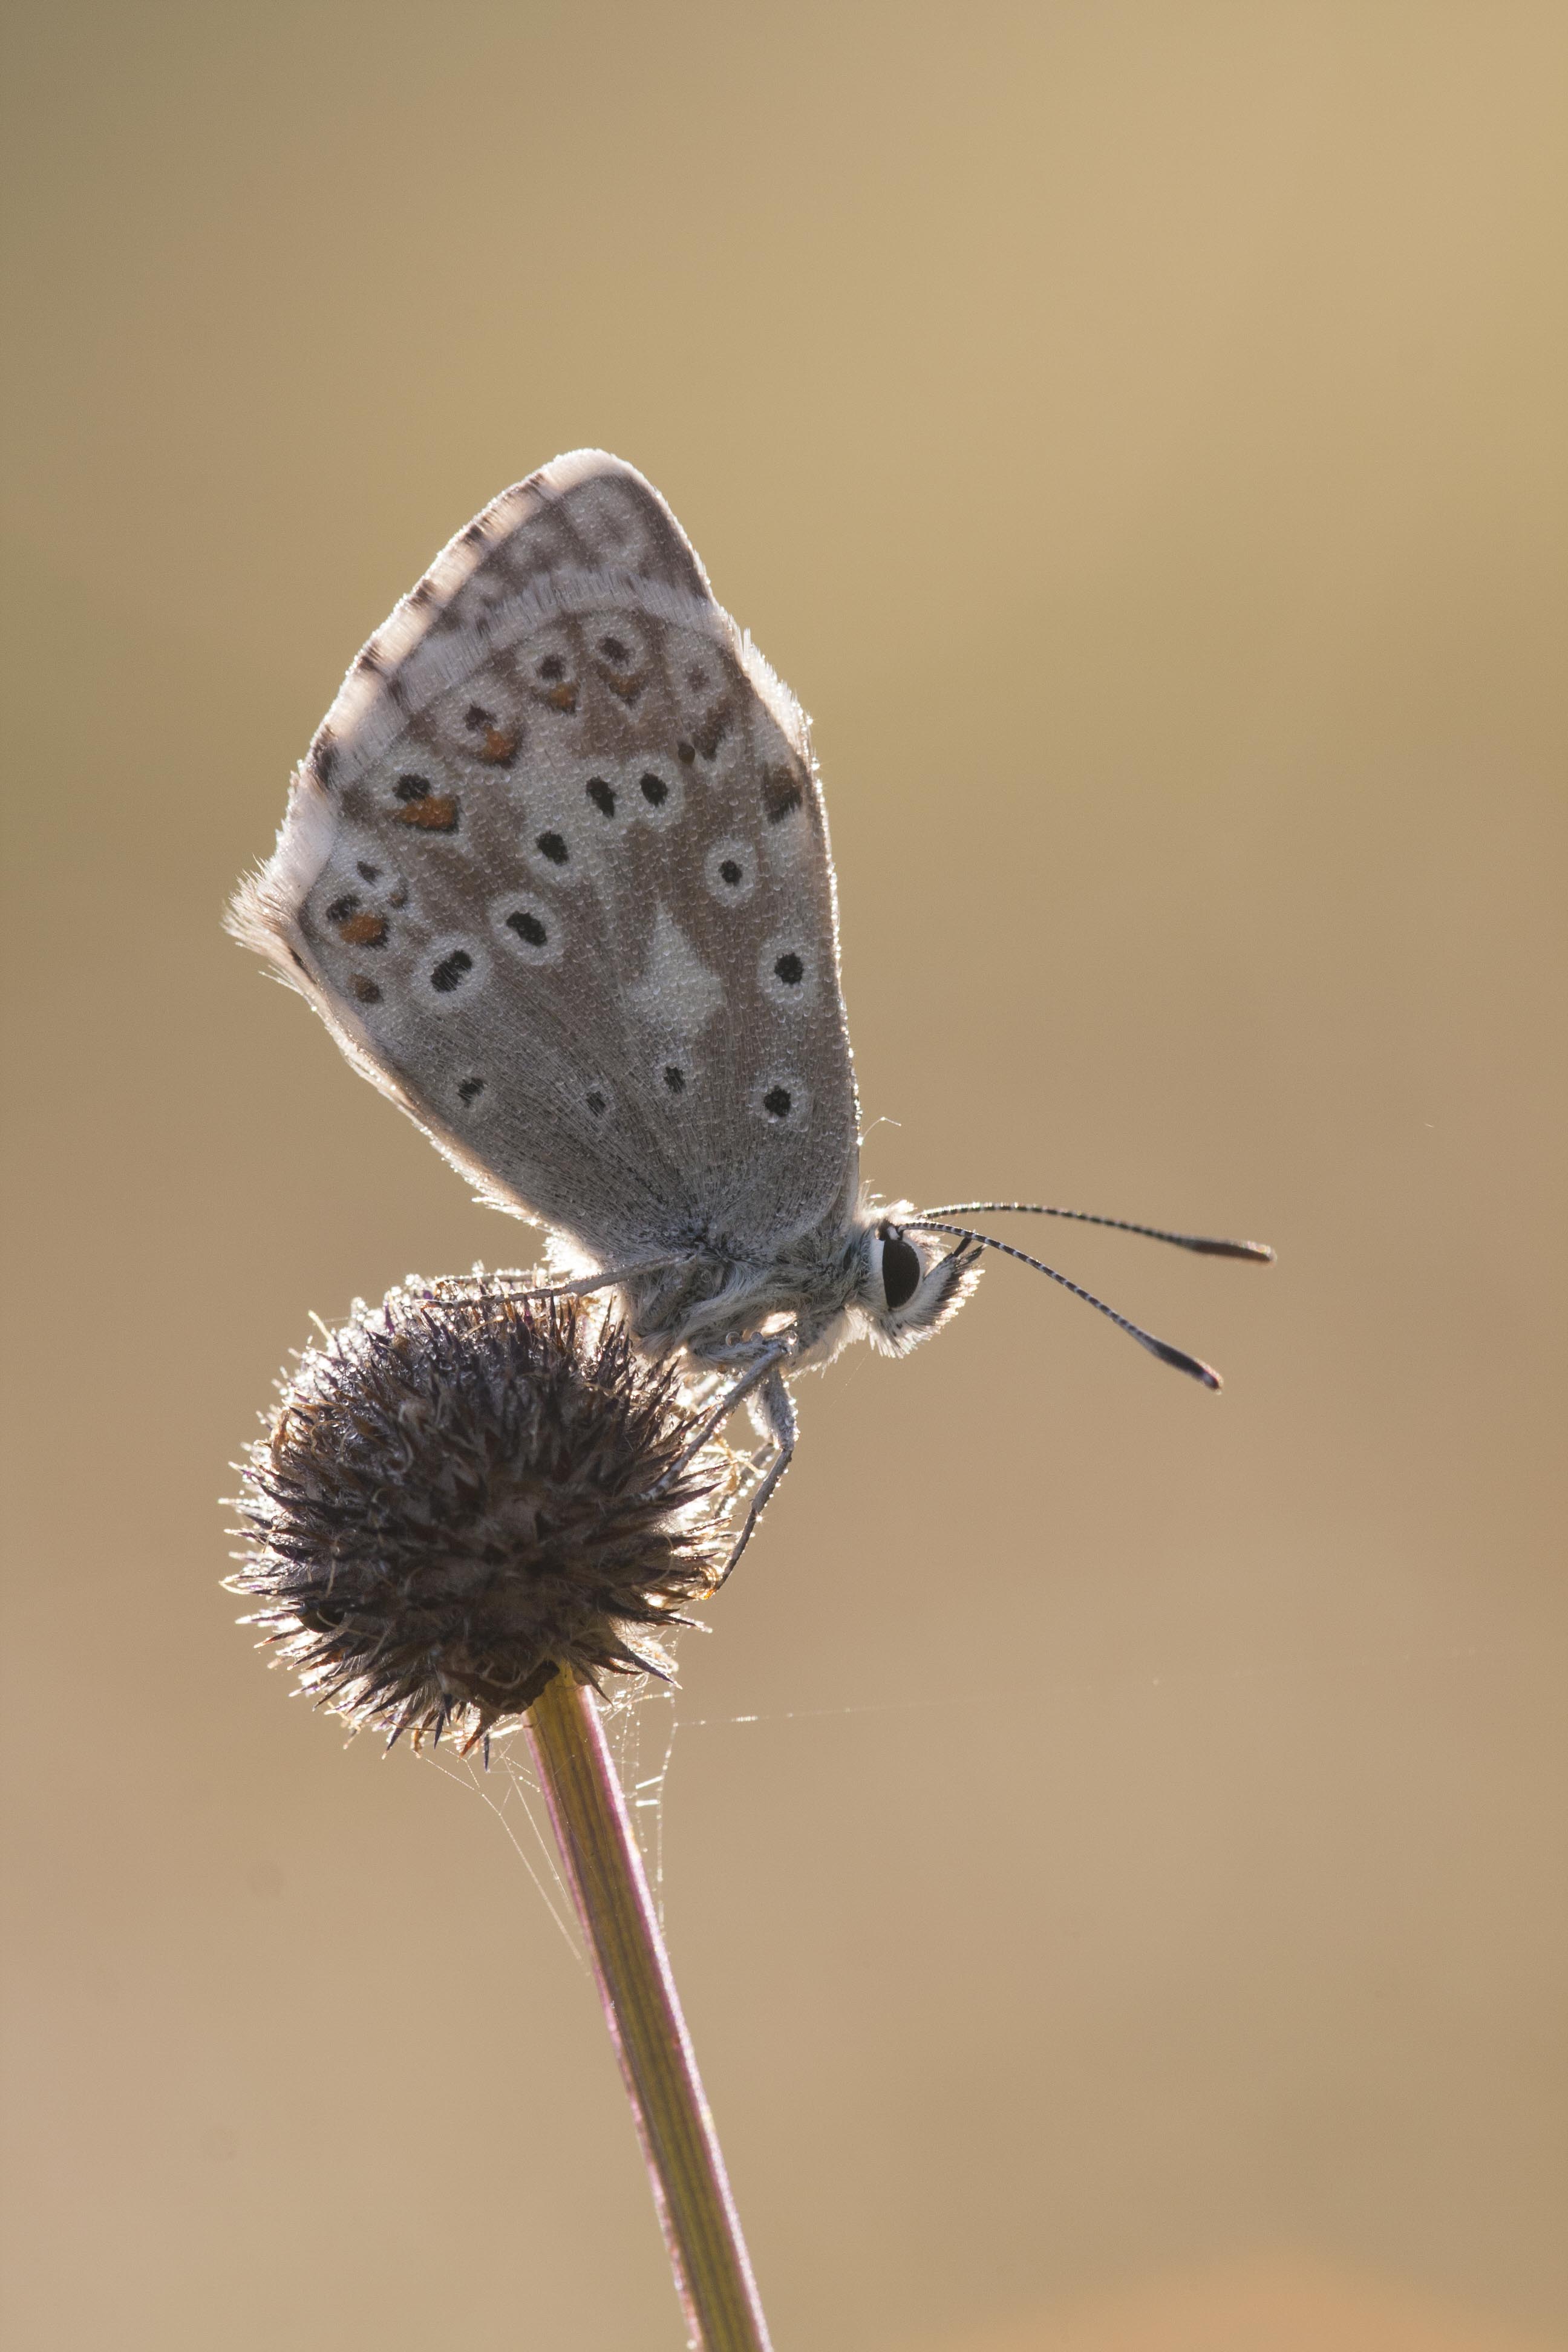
[2,4,1564,2348]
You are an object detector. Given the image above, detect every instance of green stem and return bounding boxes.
[525,1670,773,2351]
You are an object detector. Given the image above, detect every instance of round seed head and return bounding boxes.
[230,1279,733,1751]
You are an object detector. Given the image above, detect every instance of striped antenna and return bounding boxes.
[906,1220,1223,1389]
[917,1203,1273,1262]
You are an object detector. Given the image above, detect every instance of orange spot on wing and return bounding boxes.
[338,912,388,946]
[479,725,520,765]
[395,796,460,831]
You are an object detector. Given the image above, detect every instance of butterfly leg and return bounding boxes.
[656,1343,789,1492]
[716,1368,797,1585]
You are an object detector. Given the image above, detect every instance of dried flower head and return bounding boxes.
[230,1278,734,1750]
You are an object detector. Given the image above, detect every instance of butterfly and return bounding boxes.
[230,450,1270,1570]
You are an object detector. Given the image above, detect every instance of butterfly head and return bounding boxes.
[854,1208,985,1356]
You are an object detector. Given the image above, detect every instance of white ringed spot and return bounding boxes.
[524,821,582,884]
[704,837,757,905]
[490,892,564,966]
[628,754,685,831]
[748,1070,810,1130]
[757,931,816,1011]
[420,934,489,1008]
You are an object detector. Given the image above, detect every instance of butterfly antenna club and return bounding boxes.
[906,1220,1224,1389]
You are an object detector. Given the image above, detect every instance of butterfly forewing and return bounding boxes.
[233,451,860,1270]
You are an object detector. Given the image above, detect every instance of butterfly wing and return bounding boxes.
[230,451,861,1270]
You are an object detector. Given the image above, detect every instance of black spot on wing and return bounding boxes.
[763,767,803,824]
[431,950,473,993]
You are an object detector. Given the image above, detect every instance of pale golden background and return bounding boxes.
[2,4,1564,2348]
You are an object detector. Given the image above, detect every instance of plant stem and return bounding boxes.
[526,1668,774,2351]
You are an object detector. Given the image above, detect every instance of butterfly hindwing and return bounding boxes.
[232,452,860,1268]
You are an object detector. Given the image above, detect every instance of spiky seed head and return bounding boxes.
[229,1278,734,1751]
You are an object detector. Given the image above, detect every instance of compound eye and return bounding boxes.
[879,1226,923,1313]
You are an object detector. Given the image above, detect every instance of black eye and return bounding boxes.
[880,1230,923,1312]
